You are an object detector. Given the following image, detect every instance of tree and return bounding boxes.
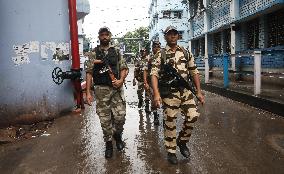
[122,27,150,56]
[83,36,91,52]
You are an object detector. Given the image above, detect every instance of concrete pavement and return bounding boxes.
[0,67,283,174]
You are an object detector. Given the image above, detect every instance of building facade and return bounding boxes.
[0,0,90,127]
[77,0,90,69]
[149,0,189,48]
[187,0,284,75]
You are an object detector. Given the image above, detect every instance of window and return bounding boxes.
[178,31,184,40]
[200,38,205,56]
[213,32,221,55]
[192,38,205,57]
[268,10,284,47]
[193,40,200,57]
[247,19,259,49]
[224,29,231,53]
[173,11,182,19]
[163,11,170,18]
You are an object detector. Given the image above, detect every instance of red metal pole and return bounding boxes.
[68,0,80,69]
[68,0,84,109]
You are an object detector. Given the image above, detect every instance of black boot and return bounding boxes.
[105,141,113,158]
[113,133,125,151]
[145,101,150,113]
[167,152,178,165]
[177,139,190,158]
[138,99,143,108]
[153,111,159,125]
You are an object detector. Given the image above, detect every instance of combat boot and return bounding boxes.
[177,139,190,158]
[153,111,159,125]
[105,141,113,158]
[167,152,178,165]
[145,101,150,113]
[113,133,125,151]
[138,99,143,108]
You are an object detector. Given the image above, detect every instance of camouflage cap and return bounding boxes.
[164,26,178,35]
[98,27,111,34]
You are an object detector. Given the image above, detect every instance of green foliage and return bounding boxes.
[83,36,91,52]
[123,27,150,56]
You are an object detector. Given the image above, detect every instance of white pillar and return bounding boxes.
[205,34,210,83]
[231,24,236,71]
[230,0,240,21]
[221,31,226,54]
[205,57,209,83]
[188,41,192,53]
[203,0,209,8]
[204,10,210,33]
[203,0,211,83]
[254,51,261,95]
[230,0,240,72]
[189,21,194,38]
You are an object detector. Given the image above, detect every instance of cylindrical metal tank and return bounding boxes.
[0,0,74,127]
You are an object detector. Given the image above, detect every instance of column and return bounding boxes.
[254,51,261,95]
[205,34,212,83]
[230,0,240,21]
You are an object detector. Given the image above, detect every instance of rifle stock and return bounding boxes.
[162,64,200,101]
[106,64,117,81]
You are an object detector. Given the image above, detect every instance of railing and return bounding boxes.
[195,55,205,69]
[192,12,204,38]
[239,0,284,19]
[203,49,284,95]
[208,0,231,30]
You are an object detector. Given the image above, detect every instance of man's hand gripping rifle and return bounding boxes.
[96,51,127,89]
[94,51,116,81]
[161,63,200,102]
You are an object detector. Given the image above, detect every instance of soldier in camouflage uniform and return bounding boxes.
[85,27,128,159]
[133,48,150,111]
[151,26,205,164]
[143,41,161,125]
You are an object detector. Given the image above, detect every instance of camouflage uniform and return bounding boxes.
[144,53,159,120]
[151,45,200,154]
[134,56,150,108]
[85,47,128,142]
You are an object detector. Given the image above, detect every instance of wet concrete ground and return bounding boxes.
[204,75,284,104]
[0,67,284,174]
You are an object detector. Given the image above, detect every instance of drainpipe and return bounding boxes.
[68,0,84,110]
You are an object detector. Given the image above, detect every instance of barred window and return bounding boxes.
[163,11,170,18]
[224,29,231,53]
[213,32,221,55]
[247,19,259,49]
[178,31,184,40]
[268,10,284,47]
[192,38,205,57]
[192,40,200,57]
[173,11,182,19]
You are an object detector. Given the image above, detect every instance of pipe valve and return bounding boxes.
[52,67,81,85]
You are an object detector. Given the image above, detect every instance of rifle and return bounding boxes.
[96,51,127,89]
[161,64,200,101]
[96,51,117,81]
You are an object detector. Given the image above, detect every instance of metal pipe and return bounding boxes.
[68,0,84,109]
[68,0,80,69]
